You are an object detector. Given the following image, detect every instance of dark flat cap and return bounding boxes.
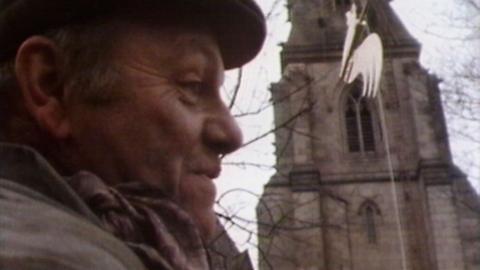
[0,0,266,69]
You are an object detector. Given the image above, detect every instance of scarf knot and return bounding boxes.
[67,171,210,270]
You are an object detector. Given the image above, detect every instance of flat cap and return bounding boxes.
[0,0,266,69]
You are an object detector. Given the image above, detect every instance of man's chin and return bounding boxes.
[192,210,219,241]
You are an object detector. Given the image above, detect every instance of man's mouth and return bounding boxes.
[193,162,221,179]
[204,167,221,179]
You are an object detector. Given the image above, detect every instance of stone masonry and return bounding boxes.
[257,1,480,270]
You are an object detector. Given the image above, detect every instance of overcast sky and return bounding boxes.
[215,0,479,266]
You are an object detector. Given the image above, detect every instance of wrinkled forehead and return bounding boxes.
[112,21,225,79]
[108,12,224,65]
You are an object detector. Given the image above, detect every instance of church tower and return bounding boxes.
[257,1,480,270]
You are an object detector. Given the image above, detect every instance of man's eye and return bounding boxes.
[177,81,203,105]
[179,81,203,94]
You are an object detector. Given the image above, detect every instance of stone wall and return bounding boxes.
[427,185,466,270]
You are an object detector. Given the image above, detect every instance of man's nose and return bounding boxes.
[203,105,243,156]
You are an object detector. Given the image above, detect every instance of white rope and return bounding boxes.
[376,92,408,270]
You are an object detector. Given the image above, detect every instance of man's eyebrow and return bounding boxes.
[172,32,219,59]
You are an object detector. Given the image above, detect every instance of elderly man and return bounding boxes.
[0,1,265,269]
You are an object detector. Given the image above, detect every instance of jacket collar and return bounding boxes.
[0,143,101,225]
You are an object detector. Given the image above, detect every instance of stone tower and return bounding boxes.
[257,1,480,270]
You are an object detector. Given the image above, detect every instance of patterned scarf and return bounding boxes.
[67,171,210,270]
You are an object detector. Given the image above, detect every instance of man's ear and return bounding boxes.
[15,36,71,139]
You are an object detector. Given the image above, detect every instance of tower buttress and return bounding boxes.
[258,1,480,270]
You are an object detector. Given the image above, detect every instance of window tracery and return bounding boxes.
[358,200,381,244]
[344,79,376,153]
[365,205,376,243]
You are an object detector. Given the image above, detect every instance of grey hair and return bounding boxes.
[0,21,124,139]
[44,21,124,105]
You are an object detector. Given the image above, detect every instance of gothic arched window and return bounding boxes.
[344,80,376,153]
[358,200,381,244]
[365,205,376,243]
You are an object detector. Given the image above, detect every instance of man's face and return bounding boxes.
[66,23,243,239]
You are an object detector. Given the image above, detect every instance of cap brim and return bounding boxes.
[0,0,266,69]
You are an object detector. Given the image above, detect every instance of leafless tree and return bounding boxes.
[416,0,480,186]
[214,0,480,269]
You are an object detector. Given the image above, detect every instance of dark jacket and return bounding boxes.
[0,143,146,270]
